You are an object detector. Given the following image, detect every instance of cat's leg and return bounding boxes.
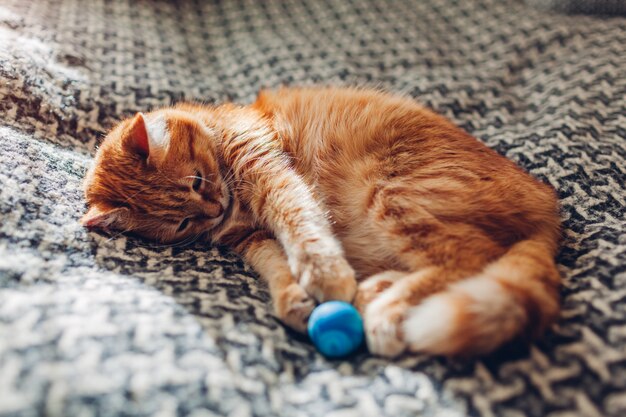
[222,123,356,303]
[359,186,505,356]
[362,266,450,357]
[353,270,407,315]
[239,232,316,332]
[363,236,560,357]
[356,266,464,356]
[361,227,502,357]
[258,176,357,304]
[248,173,356,303]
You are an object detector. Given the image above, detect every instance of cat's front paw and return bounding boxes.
[363,294,408,357]
[297,252,357,304]
[275,283,316,333]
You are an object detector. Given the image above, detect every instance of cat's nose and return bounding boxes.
[201,189,215,201]
[204,202,224,219]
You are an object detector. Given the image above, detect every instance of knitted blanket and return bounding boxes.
[1,1,625,416]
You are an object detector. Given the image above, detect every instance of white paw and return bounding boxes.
[297,251,357,303]
[354,271,406,315]
[275,283,316,333]
[363,293,408,358]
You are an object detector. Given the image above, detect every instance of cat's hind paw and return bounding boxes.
[363,293,408,357]
[354,270,407,315]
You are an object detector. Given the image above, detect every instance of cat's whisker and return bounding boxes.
[235,180,266,198]
[224,174,238,189]
[222,170,236,184]
[119,183,162,206]
[182,175,214,185]
[171,232,204,249]
[106,225,133,242]
[138,235,191,250]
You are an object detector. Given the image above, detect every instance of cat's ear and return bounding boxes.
[123,113,150,158]
[81,203,128,230]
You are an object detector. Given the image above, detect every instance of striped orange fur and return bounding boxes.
[82,87,561,356]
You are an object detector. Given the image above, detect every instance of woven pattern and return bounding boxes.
[526,0,626,14]
[1,1,625,416]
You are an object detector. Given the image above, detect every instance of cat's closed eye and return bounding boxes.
[177,218,191,233]
[192,171,202,191]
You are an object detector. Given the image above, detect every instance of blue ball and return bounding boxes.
[307,301,364,358]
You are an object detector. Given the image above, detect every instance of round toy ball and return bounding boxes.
[307,301,364,358]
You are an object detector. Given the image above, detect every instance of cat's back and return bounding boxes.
[254,86,420,123]
[251,86,558,249]
[253,87,426,166]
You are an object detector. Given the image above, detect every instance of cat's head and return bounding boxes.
[82,109,230,243]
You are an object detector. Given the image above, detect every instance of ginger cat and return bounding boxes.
[82,87,561,357]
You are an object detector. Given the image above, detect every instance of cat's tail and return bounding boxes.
[403,235,561,356]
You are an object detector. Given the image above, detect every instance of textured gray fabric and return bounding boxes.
[526,0,626,15]
[0,1,625,416]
